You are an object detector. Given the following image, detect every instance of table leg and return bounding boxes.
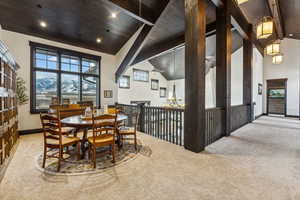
[81,129,88,159]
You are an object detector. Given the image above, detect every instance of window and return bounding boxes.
[151,79,159,90]
[30,42,101,113]
[160,87,167,98]
[133,69,149,82]
[119,76,130,89]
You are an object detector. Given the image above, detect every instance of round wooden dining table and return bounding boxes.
[61,114,128,159]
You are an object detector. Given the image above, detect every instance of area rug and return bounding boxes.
[36,140,152,175]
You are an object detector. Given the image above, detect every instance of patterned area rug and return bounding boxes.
[36,140,152,175]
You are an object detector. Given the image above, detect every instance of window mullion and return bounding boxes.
[58,51,61,102]
[79,57,83,102]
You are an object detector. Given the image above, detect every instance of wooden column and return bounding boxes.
[216,0,232,136]
[184,0,206,152]
[243,36,253,122]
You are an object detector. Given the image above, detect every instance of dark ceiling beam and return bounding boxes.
[132,22,217,65]
[106,0,156,26]
[114,0,170,81]
[208,0,264,55]
[265,0,285,39]
[115,25,152,81]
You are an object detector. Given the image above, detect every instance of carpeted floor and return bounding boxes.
[1,116,300,200]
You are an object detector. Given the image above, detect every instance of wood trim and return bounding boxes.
[18,129,43,135]
[255,113,265,120]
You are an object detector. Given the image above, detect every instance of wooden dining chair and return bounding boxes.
[40,113,81,172]
[118,112,139,151]
[88,114,117,168]
[62,98,70,105]
[77,101,93,109]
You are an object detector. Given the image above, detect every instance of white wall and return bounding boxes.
[118,61,168,106]
[231,47,244,105]
[263,38,300,116]
[253,47,264,117]
[1,29,118,130]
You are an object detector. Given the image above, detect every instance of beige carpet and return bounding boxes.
[1,116,300,200]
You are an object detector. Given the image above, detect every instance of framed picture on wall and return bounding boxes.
[258,83,263,95]
[104,90,113,98]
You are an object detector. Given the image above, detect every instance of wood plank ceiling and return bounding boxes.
[1,0,298,61]
[0,0,162,54]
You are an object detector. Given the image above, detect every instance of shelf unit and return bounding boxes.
[0,42,18,170]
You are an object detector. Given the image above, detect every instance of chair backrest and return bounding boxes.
[127,112,140,132]
[40,113,63,146]
[51,97,59,105]
[62,98,70,104]
[92,114,117,138]
[77,101,93,108]
[108,107,119,114]
[58,108,85,119]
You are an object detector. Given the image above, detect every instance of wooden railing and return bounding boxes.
[205,107,225,146]
[230,104,251,132]
[143,106,184,146]
[116,104,226,147]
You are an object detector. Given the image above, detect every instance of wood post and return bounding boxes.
[184,0,206,152]
[216,0,232,136]
[243,36,253,122]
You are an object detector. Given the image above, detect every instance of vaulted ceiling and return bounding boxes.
[1,0,300,70]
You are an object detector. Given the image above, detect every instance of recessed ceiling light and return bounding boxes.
[96,38,102,43]
[111,13,117,18]
[40,21,47,28]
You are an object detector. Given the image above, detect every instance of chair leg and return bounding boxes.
[134,134,137,151]
[57,148,63,172]
[93,146,96,168]
[112,144,115,163]
[88,144,91,160]
[77,142,81,161]
[42,146,47,168]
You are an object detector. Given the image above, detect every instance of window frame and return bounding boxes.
[160,87,167,98]
[133,68,149,82]
[119,75,130,89]
[30,41,101,114]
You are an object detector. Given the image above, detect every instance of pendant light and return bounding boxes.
[272,53,283,64]
[236,0,248,5]
[265,41,281,56]
[257,16,274,39]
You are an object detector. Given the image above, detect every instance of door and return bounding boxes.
[267,79,287,116]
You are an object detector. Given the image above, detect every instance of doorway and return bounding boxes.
[267,79,287,116]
